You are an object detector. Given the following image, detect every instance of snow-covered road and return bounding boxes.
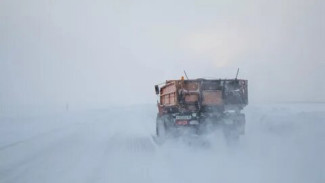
[0,103,324,183]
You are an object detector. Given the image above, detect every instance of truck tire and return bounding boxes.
[223,127,240,142]
[237,113,246,135]
[156,116,167,137]
[222,117,240,143]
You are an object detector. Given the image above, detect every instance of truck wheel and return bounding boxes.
[224,129,239,142]
[156,116,166,137]
[237,113,246,135]
[223,123,240,143]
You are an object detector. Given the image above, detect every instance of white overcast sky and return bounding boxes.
[0,0,324,111]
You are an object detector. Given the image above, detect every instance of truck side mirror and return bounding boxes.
[155,85,159,95]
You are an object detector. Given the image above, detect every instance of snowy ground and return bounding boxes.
[0,103,324,183]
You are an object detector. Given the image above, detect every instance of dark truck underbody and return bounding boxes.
[155,78,248,141]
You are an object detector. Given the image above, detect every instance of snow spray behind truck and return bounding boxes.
[154,72,248,141]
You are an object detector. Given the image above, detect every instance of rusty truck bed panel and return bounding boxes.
[160,81,177,106]
[158,79,248,109]
[183,81,199,91]
[202,90,223,105]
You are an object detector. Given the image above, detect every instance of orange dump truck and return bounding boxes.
[154,78,248,140]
